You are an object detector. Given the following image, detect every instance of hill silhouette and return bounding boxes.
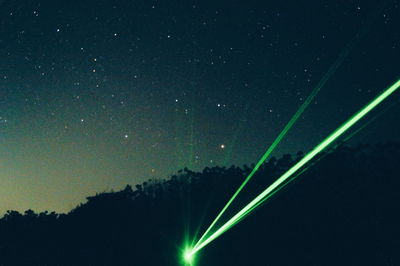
[1,142,399,266]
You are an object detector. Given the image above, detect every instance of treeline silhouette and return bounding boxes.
[1,143,399,266]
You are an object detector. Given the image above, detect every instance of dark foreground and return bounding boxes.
[1,143,399,266]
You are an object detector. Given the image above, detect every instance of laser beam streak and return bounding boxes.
[189,79,400,256]
[193,29,367,249]
[194,44,355,250]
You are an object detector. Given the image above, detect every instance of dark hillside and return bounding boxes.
[1,143,399,266]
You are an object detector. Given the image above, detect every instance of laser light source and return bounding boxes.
[183,248,195,265]
[190,78,400,256]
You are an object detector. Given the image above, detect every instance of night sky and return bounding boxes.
[0,0,399,214]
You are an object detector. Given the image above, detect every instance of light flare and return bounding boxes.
[189,79,400,256]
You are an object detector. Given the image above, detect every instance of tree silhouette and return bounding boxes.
[0,142,399,265]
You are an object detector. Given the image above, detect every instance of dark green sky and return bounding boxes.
[0,0,399,214]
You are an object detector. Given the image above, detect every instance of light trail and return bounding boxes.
[187,79,400,257]
[202,95,400,252]
[222,107,249,166]
[193,30,366,249]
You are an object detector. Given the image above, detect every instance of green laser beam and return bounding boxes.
[214,106,396,246]
[188,79,400,256]
[214,98,400,245]
[217,143,338,239]
[193,31,363,249]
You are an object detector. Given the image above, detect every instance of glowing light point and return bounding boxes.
[190,79,400,256]
[183,249,194,264]
[220,144,225,149]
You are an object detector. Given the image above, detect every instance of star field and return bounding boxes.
[0,0,399,214]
